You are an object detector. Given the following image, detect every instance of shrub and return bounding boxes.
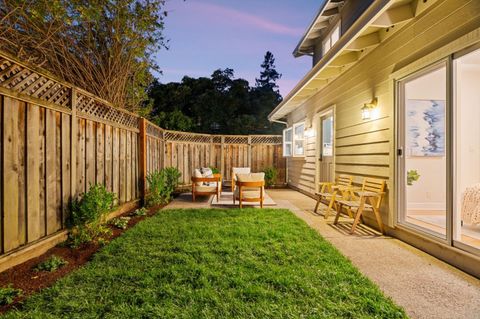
[35,255,68,272]
[0,285,22,305]
[146,167,181,206]
[209,166,220,174]
[132,207,148,217]
[263,167,278,187]
[67,184,116,247]
[110,217,131,230]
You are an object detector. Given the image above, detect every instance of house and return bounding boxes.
[269,0,480,277]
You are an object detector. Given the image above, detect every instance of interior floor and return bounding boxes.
[406,210,480,249]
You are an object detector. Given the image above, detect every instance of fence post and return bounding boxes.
[220,136,225,178]
[70,87,77,200]
[138,118,147,205]
[247,136,252,168]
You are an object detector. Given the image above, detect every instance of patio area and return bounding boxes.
[168,188,480,319]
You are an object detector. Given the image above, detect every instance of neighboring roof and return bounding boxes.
[270,0,430,121]
[293,0,344,58]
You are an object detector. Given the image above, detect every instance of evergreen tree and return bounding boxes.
[255,51,282,92]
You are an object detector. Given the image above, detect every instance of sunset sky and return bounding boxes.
[155,0,319,97]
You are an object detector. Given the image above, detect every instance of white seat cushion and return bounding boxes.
[236,172,265,182]
[194,169,203,186]
[195,185,218,193]
[234,188,263,199]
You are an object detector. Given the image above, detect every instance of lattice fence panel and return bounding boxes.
[146,122,163,138]
[0,58,71,108]
[250,135,282,144]
[164,131,212,144]
[76,92,138,129]
[224,136,249,144]
[212,136,222,144]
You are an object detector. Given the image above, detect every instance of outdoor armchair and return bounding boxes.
[191,169,222,202]
[231,167,251,191]
[233,172,265,208]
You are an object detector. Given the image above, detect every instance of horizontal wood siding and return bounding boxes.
[287,0,480,223]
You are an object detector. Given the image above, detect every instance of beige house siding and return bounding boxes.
[285,0,480,224]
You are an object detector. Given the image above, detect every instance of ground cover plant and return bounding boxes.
[34,256,68,273]
[0,286,21,306]
[4,209,406,318]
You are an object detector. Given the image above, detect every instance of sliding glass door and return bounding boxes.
[397,45,480,256]
[453,47,480,253]
[397,62,449,239]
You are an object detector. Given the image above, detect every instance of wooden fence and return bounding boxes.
[0,51,285,259]
[144,125,285,186]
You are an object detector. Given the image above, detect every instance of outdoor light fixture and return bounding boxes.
[361,97,378,120]
[304,126,315,138]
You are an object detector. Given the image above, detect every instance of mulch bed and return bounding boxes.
[0,203,165,314]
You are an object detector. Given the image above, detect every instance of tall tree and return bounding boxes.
[0,0,168,111]
[255,51,282,92]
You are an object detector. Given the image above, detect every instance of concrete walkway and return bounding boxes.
[166,189,480,319]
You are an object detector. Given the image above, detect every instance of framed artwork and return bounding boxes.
[406,99,445,157]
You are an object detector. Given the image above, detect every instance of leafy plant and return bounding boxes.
[146,167,181,206]
[209,166,220,174]
[35,256,68,272]
[263,167,278,187]
[0,285,22,305]
[132,207,148,217]
[110,217,131,230]
[407,170,421,186]
[67,184,116,247]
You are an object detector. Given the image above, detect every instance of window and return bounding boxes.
[283,122,306,157]
[322,23,341,56]
[283,128,292,157]
[293,122,305,156]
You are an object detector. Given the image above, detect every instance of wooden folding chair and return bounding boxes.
[334,178,386,234]
[314,175,353,219]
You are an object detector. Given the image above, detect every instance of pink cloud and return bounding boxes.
[187,2,304,37]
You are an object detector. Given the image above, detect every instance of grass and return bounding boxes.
[6,208,407,318]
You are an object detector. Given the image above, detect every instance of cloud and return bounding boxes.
[188,1,304,37]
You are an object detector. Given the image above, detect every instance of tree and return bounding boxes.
[0,0,168,111]
[144,57,285,135]
[255,51,282,92]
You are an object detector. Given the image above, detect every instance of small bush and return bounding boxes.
[209,166,220,174]
[0,285,22,305]
[67,184,116,247]
[110,217,131,230]
[132,207,148,217]
[263,167,278,187]
[146,167,181,206]
[35,255,68,272]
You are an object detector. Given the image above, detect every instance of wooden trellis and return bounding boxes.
[0,51,285,268]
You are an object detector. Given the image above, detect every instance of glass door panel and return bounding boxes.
[454,48,480,252]
[319,114,334,183]
[398,63,448,238]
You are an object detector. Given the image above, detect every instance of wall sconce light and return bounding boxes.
[361,97,378,120]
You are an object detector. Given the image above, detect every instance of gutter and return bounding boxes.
[269,0,392,121]
[293,0,330,58]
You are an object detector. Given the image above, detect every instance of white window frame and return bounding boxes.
[322,22,341,56]
[283,127,293,157]
[293,122,306,157]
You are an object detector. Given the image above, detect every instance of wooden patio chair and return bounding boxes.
[233,173,265,208]
[231,167,251,191]
[191,172,222,202]
[334,178,386,234]
[314,174,353,219]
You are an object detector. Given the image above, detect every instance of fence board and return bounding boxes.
[27,103,42,242]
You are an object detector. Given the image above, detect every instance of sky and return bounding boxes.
[154,0,320,97]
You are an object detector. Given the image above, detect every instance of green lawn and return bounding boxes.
[6,209,407,318]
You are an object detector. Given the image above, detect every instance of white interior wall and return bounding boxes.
[456,61,480,219]
[405,67,447,210]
